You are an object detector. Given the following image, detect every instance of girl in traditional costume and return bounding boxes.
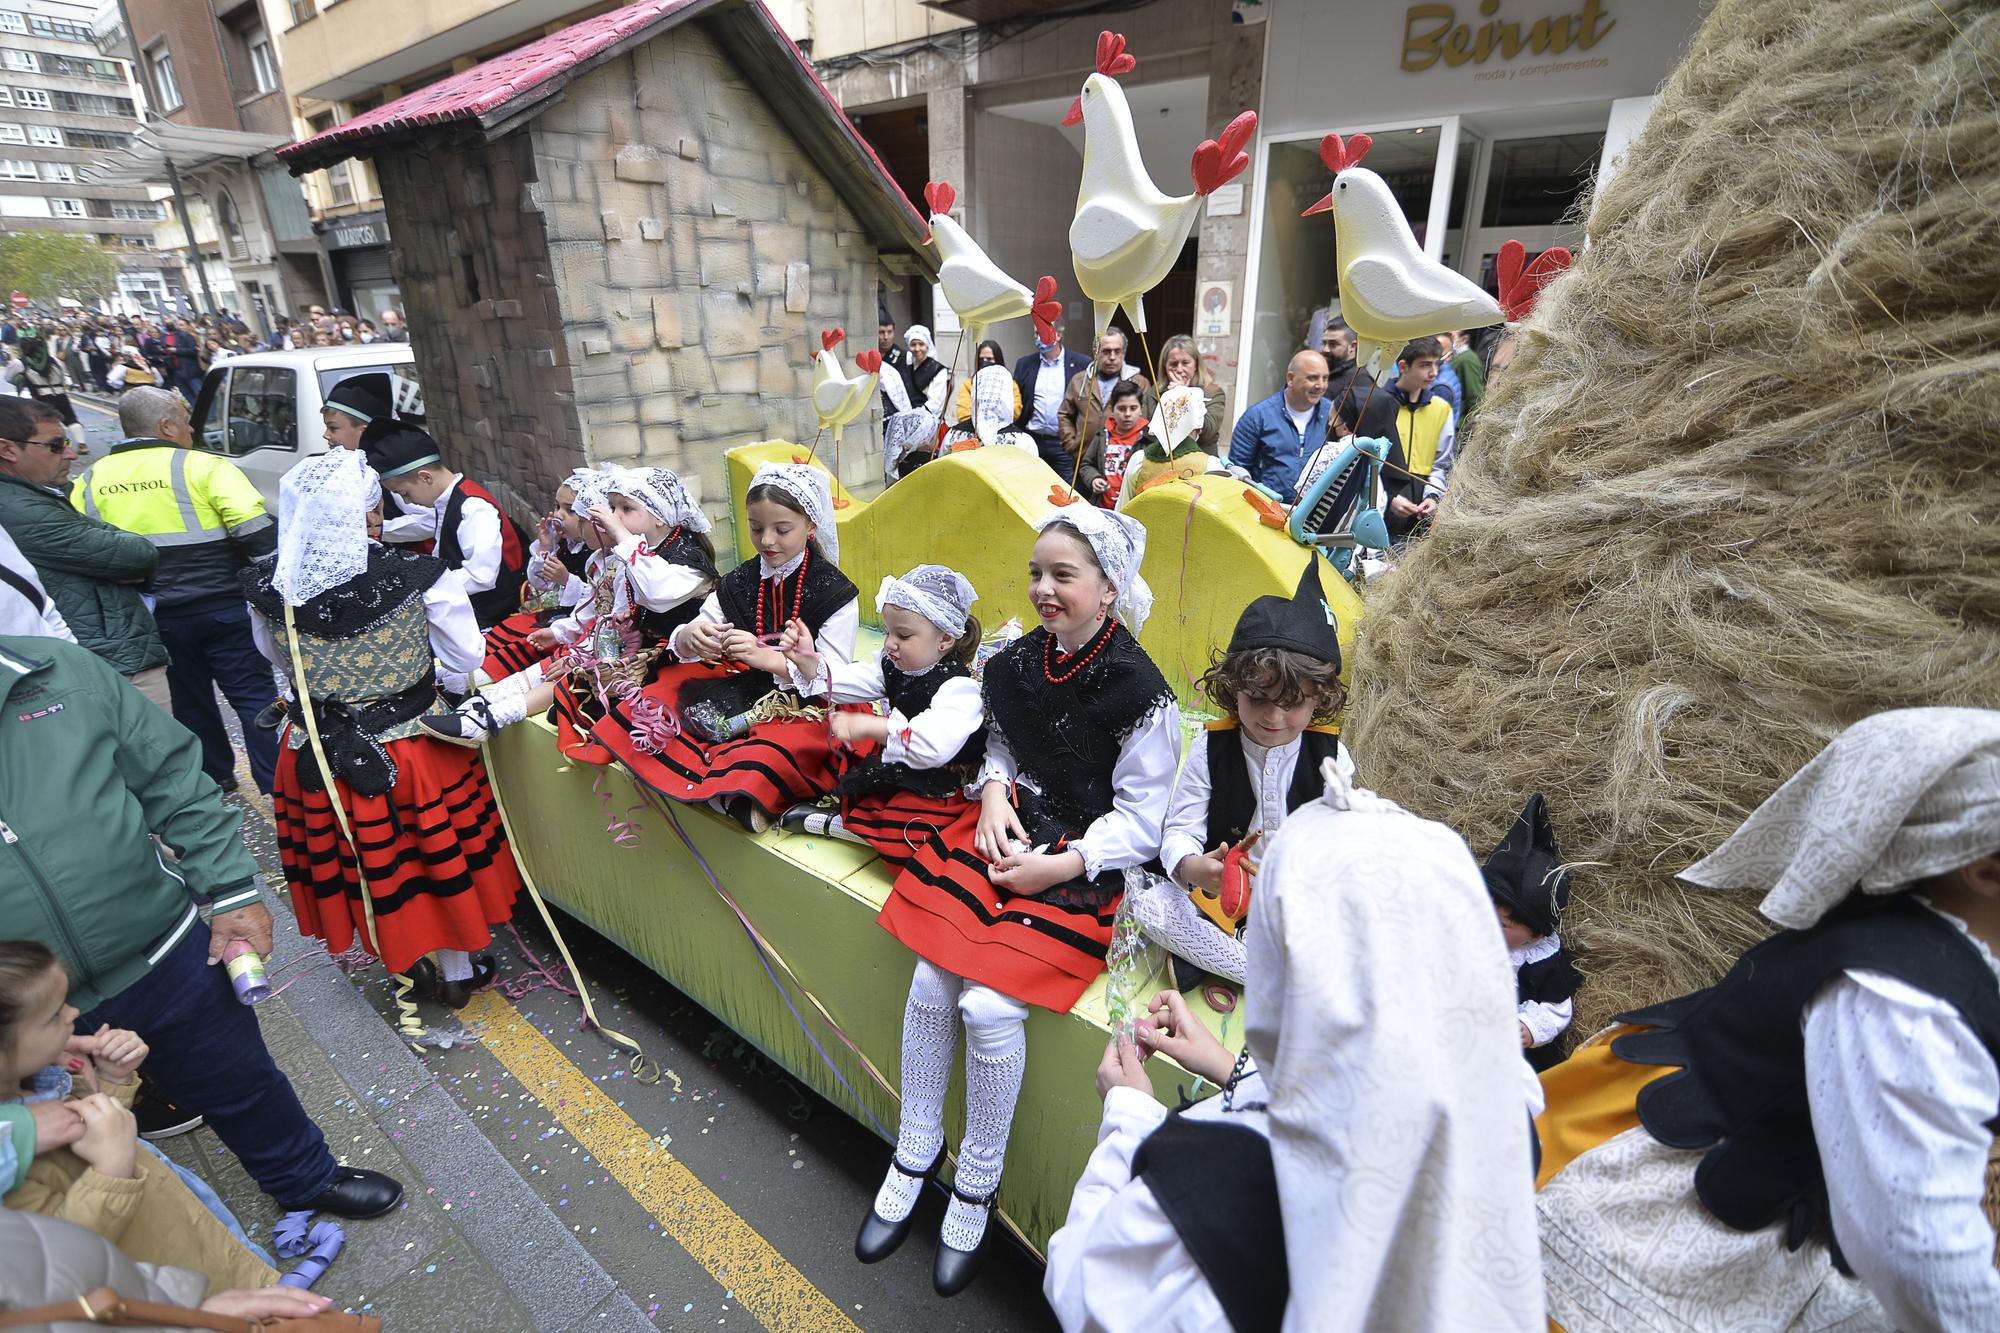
[1535,708,2000,1330]
[1045,764,1546,1332]
[776,565,985,866]
[476,468,598,682]
[420,466,716,768]
[1482,794,1579,1072]
[859,505,1180,1296]
[594,463,858,831]
[241,451,521,1008]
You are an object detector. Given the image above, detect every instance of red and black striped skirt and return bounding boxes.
[272,732,523,977]
[877,806,1119,1012]
[481,610,552,682]
[841,789,971,870]
[591,661,845,815]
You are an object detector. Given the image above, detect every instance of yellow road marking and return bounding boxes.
[464,989,861,1333]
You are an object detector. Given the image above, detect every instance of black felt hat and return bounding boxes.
[323,373,391,425]
[1226,558,1341,671]
[364,423,443,479]
[1482,794,1570,938]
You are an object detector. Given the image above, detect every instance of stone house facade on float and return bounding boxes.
[276,0,936,551]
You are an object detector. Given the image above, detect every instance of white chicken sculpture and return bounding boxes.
[1066,31,1257,341]
[1300,133,1505,379]
[810,327,880,453]
[924,181,1062,351]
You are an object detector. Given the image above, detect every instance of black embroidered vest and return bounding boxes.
[557,540,591,581]
[714,550,856,642]
[837,657,987,800]
[1131,1115,1288,1332]
[436,477,527,628]
[1203,726,1344,850]
[980,622,1172,840]
[1615,893,2000,1269]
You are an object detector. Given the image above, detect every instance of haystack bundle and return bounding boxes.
[1346,0,2000,1037]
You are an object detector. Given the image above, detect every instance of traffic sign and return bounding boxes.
[9,292,26,310]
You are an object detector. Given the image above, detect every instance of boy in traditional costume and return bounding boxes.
[366,426,528,634]
[1484,795,1580,1071]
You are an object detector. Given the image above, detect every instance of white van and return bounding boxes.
[189,343,420,509]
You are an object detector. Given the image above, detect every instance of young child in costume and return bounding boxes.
[1128,559,1352,987]
[595,462,858,832]
[243,450,521,1009]
[777,565,985,866]
[1045,765,1546,1332]
[477,468,598,682]
[1535,708,2000,1331]
[941,365,1038,454]
[1482,794,1579,1072]
[862,504,1180,1296]
[421,466,717,767]
[1,940,283,1294]
[1078,380,1147,508]
[366,424,528,633]
[1116,384,1217,506]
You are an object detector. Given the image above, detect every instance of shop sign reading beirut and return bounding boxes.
[1402,0,1614,72]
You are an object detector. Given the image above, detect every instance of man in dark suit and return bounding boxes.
[1011,318,1092,476]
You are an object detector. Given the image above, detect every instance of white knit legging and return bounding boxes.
[894,958,1029,1200]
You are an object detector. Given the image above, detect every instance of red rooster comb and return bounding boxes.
[1318,132,1373,174]
[1030,276,1062,346]
[1495,240,1573,321]
[1095,31,1137,76]
[1192,110,1257,197]
[820,328,845,352]
[923,181,955,218]
[853,349,882,375]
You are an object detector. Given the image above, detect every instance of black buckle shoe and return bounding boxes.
[854,1148,942,1265]
[932,1181,996,1297]
[306,1166,403,1220]
[436,952,498,1010]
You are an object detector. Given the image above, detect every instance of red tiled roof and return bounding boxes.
[273,0,928,266]
[279,0,706,169]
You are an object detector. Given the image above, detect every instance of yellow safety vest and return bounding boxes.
[72,443,268,550]
[1396,397,1454,482]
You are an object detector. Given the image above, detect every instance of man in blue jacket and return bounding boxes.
[1229,349,1332,497]
[0,634,401,1220]
[1011,319,1092,476]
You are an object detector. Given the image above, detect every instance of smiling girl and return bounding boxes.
[860,504,1180,1297]
[596,462,859,831]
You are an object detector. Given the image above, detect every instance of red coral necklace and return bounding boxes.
[1045,618,1116,684]
[756,549,809,639]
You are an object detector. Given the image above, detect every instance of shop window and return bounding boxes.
[1480,134,1603,228]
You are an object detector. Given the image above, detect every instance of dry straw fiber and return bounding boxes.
[1346,0,2000,1038]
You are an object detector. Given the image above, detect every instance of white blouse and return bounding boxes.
[547,538,711,646]
[1510,933,1574,1049]
[976,699,1182,881]
[524,535,589,609]
[669,550,859,686]
[379,476,503,600]
[792,655,984,770]
[1158,729,1354,886]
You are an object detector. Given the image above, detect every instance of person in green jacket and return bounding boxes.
[0,397,170,708]
[0,634,402,1220]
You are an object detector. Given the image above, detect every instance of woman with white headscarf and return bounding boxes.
[239,449,521,1009]
[1535,708,2000,1331]
[1046,764,1547,1332]
[861,502,1180,1297]
[942,364,1038,454]
[898,324,950,417]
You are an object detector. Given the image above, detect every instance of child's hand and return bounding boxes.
[27,1099,85,1152]
[71,1093,138,1180]
[1094,1033,1153,1100]
[1520,1022,1533,1048]
[538,552,567,584]
[1090,477,1108,495]
[988,848,1084,897]
[734,644,788,676]
[526,626,560,652]
[681,620,730,663]
[779,619,817,666]
[589,504,628,540]
[829,712,888,745]
[201,1290,334,1320]
[717,627,760,661]
[974,783,1030,864]
[1176,844,1228,894]
[74,1024,146,1084]
[1137,990,1236,1083]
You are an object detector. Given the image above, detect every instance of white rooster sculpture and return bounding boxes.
[1300,133,1505,379]
[1066,31,1257,342]
[924,181,1062,351]
[810,327,880,454]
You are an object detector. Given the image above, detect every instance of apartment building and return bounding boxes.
[0,0,174,311]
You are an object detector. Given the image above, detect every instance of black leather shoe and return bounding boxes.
[436,952,498,1010]
[253,698,288,732]
[402,955,442,1001]
[932,1183,995,1298]
[307,1167,403,1219]
[854,1148,941,1264]
[419,697,493,748]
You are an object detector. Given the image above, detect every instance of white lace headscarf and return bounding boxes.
[609,465,709,534]
[275,450,371,605]
[1683,707,2000,930]
[883,409,939,481]
[1033,504,1153,635]
[971,365,1015,445]
[361,463,383,516]
[748,462,839,564]
[564,466,616,521]
[877,564,976,639]
[1248,756,1547,1328]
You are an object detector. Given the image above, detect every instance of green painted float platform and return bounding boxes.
[485,442,1355,1255]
